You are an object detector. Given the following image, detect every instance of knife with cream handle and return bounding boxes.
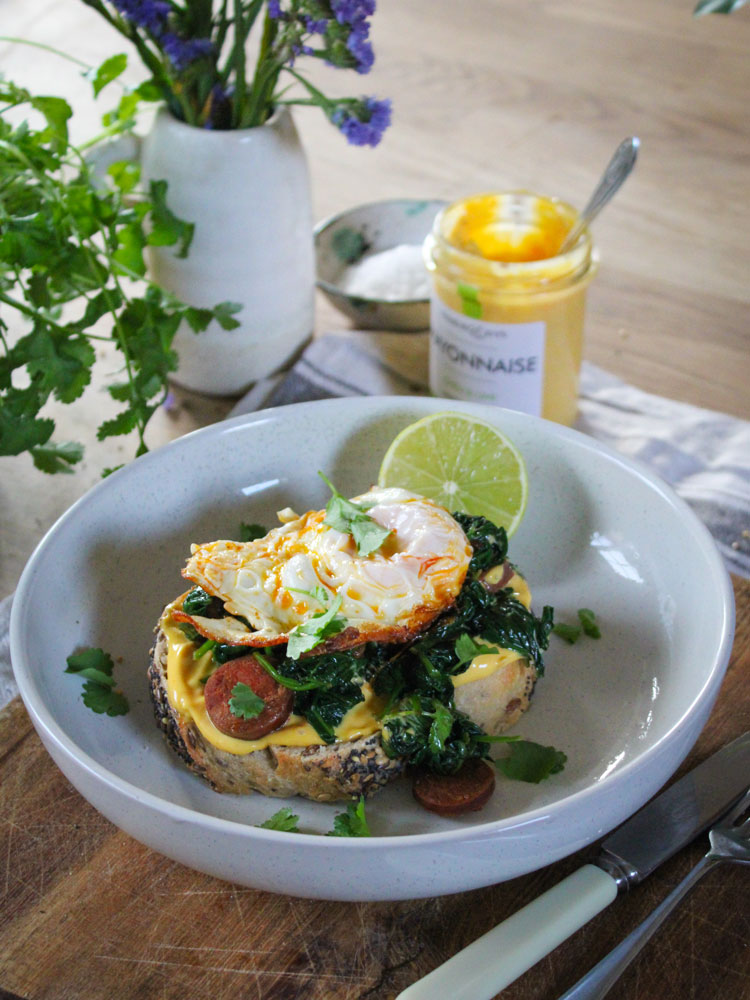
[397,731,750,1000]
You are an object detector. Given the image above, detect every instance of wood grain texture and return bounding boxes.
[1,576,748,1000]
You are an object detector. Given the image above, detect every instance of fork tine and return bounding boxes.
[722,786,750,827]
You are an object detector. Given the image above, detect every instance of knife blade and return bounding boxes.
[597,731,750,886]
[397,731,750,1000]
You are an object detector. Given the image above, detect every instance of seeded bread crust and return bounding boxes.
[148,628,405,802]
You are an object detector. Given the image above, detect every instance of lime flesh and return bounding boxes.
[377,411,528,536]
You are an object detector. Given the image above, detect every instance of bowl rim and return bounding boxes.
[10,396,736,849]
[313,197,447,306]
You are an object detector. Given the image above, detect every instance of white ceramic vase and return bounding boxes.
[141,107,314,395]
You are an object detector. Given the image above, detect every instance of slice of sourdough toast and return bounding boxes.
[148,628,405,802]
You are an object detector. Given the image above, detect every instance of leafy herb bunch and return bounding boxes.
[80,0,392,142]
[0,75,239,474]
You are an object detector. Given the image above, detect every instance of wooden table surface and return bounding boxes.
[0,579,747,1000]
[1,0,749,997]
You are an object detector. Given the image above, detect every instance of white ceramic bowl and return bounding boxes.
[11,398,734,901]
[314,198,445,330]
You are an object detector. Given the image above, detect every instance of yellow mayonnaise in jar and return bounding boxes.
[425,191,598,425]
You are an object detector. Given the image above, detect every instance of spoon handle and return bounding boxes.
[559,136,640,253]
[555,854,718,1000]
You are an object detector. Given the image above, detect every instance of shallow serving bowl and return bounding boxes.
[314,198,445,330]
[11,397,734,901]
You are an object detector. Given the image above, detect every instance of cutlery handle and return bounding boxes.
[556,855,717,1000]
[397,864,618,1000]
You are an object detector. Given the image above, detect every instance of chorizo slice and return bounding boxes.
[204,655,294,740]
[413,758,496,816]
[479,561,515,593]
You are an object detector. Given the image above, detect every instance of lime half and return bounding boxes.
[377,411,528,536]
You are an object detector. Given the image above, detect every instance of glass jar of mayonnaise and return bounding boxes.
[424,191,598,425]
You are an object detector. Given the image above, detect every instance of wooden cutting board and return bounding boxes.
[1,578,748,1000]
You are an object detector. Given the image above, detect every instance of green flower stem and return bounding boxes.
[99,255,151,454]
[240,9,280,127]
[0,36,92,70]
[283,66,335,113]
[231,0,247,129]
[214,0,232,53]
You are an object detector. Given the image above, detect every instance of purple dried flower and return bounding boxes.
[332,96,391,146]
[109,0,170,34]
[330,0,376,25]
[304,15,329,33]
[267,0,283,17]
[346,19,374,73]
[162,33,213,71]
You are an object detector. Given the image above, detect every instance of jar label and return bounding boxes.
[429,294,546,414]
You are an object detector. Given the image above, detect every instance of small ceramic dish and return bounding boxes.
[314,198,445,330]
[10,397,734,901]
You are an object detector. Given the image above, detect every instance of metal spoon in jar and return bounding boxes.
[558,136,640,254]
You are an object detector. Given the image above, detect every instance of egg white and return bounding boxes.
[180,487,471,648]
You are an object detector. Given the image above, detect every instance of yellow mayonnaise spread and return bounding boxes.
[160,603,386,755]
[426,191,597,426]
[161,565,532,755]
[445,193,571,263]
[452,570,532,689]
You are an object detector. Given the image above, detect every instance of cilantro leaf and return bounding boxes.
[578,608,601,639]
[287,584,330,606]
[495,740,567,783]
[147,179,194,257]
[66,647,129,717]
[212,301,243,331]
[327,796,370,837]
[90,53,128,98]
[30,440,84,474]
[81,681,130,717]
[454,633,500,668]
[66,647,115,677]
[0,79,236,477]
[319,471,392,557]
[257,807,301,832]
[552,622,582,644]
[286,594,346,660]
[239,522,266,542]
[228,682,265,719]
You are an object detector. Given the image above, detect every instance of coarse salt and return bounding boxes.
[339,243,429,301]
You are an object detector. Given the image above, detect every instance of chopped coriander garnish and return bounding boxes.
[495,740,567,783]
[257,807,300,832]
[286,593,347,660]
[327,796,370,837]
[65,647,129,717]
[319,471,392,557]
[228,682,265,719]
[287,584,330,607]
[552,608,600,643]
[552,622,582,644]
[454,632,500,668]
[239,522,266,542]
[578,608,601,638]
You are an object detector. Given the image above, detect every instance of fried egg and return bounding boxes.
[179,487,472,650]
